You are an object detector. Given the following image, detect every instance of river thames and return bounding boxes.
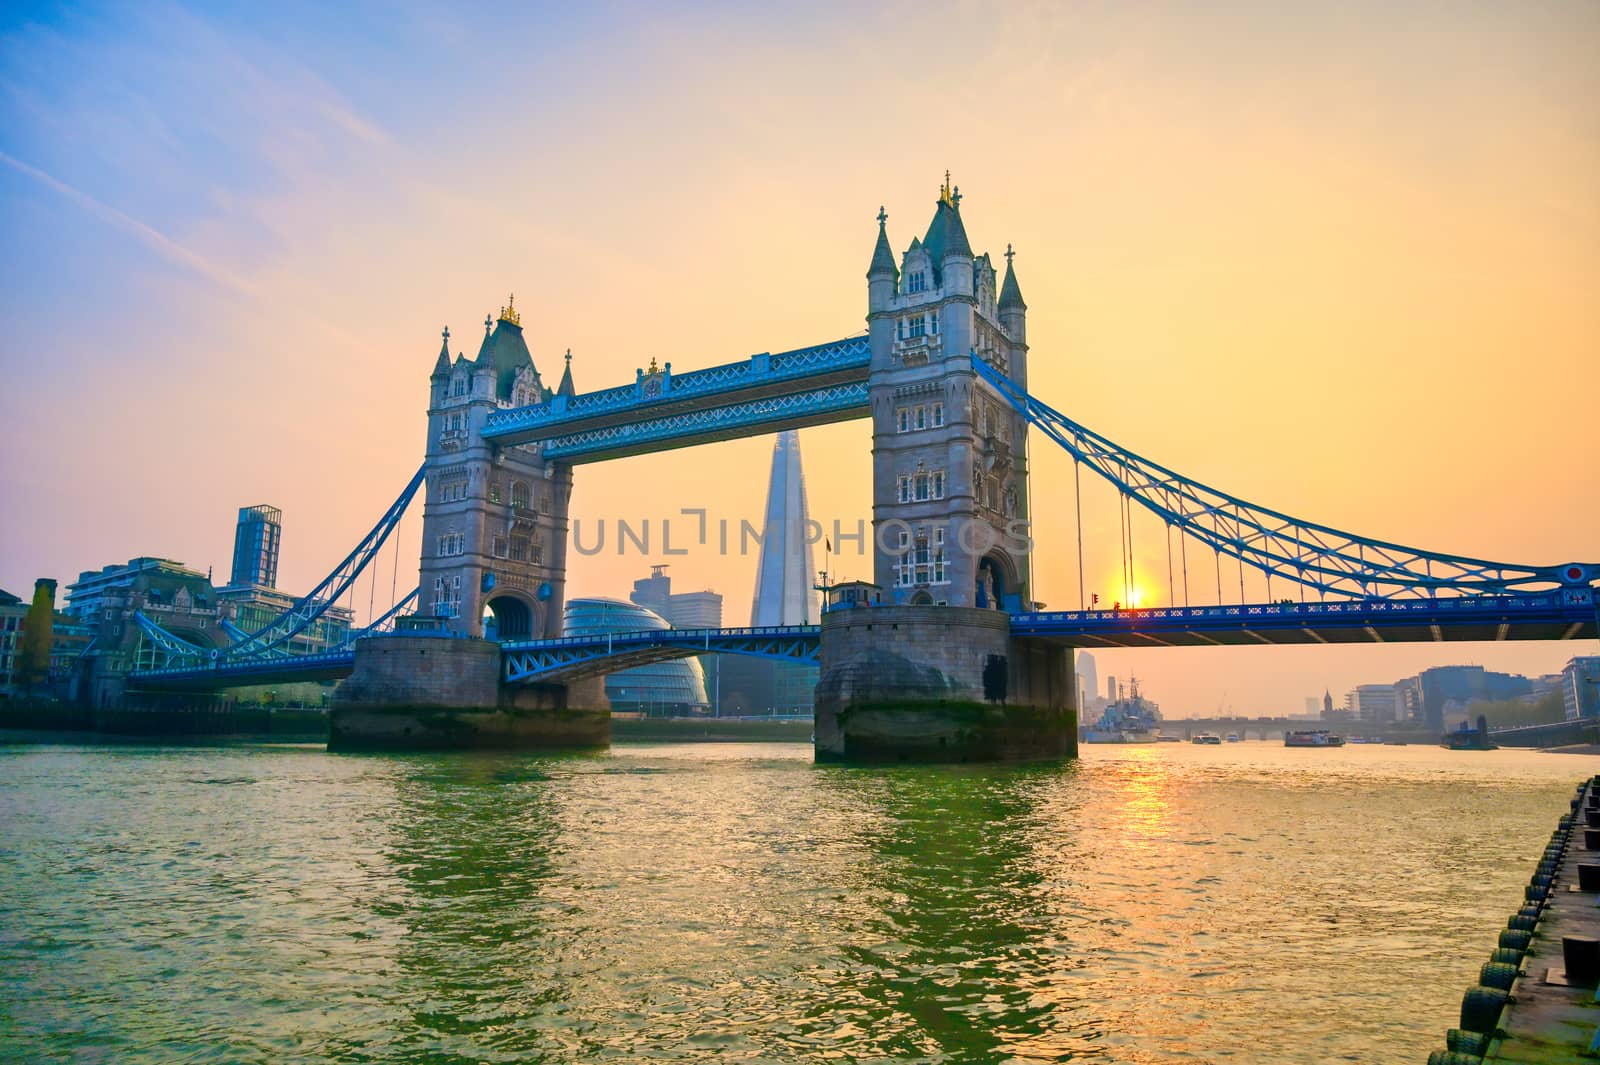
[0,739,1586,1063]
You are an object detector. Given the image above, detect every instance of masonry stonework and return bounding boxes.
[814,606,1076,763]
[329,634,609,751]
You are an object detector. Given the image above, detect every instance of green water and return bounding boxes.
[0,739,1586,1063]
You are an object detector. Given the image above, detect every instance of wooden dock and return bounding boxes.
[1428,775,1600,1063]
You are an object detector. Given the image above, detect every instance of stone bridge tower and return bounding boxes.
[866,175,1033,609]
[418,298,575,639]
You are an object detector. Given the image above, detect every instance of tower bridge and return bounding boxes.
[123,177,1599,761]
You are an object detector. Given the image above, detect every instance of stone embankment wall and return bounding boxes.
[815,605,1075,763]
[330,634,609,751]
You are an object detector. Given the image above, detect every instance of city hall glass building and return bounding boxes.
[563,598,709,715]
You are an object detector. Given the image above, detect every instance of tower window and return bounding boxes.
[932,402,944,428]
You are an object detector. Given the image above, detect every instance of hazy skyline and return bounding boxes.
[2,1,1595,714]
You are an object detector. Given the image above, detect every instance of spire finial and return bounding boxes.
[939,170,953,206]
[484,313,492,335]
[1005,243,1014,266]
[565,347,572,364]
[952,185,961,208]
[498,293,521,327]
[442,325,450,342]
[876,205,887,228]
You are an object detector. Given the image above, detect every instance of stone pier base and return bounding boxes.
[329,635,609,752]
[814,606,1077,764]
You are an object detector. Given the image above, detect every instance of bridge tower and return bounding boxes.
[867,175,1033,609]
[419,298,574,639]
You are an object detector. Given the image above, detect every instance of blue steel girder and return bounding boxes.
[501,625,820,684]
[480,336,869,460]
[223,465,426,660]
[536,383,869,463]
[132,611,212,668]
[1010,590,1597,648]
[972,354,1600,601]
[127,648,357,690]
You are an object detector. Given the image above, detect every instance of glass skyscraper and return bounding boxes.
[229,505,282,589]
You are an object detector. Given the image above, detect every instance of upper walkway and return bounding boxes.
[480,336,869,462]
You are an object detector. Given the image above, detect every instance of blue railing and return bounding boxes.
[483,336,868,438]
[538,383,869,460]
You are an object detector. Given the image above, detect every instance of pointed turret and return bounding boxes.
[867,206,897,279]
[557,349,576,398]
[867,206,897,313]
[942,188,972,261]
[999,244,1026,311]
[922,172,973,295]
[432,326,452,378]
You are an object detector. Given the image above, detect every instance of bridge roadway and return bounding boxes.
[124,591,1596,691]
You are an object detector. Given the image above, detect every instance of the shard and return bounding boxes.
[750,431,819,626]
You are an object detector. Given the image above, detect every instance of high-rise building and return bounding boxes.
[751,431,818,626]
[1076,651,1098,712]
[727,431,820,714]
[1562,657,1600,720]
[628,565,725,712]
[1107,676,1117,703]
[630,565,723,629]
[1346,684,1398,725]
[230,505,282,589]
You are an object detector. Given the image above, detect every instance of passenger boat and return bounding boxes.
[1284,729,1345,748]
[1191,733,1222,745]
[1225,733,1241,743]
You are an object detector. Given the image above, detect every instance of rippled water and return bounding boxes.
[0,739,1587,1063]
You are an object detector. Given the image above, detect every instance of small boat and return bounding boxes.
[1225,733,1241,743]
[1285,729,1345,748]
[1192,733,1222,745]
[1441,716,1497,751]
[1156,735,1183,742]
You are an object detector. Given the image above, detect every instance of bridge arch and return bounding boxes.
[482,593,538,641]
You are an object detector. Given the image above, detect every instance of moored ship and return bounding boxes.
[1285,729,1346,748]
[1084,677,1164,743]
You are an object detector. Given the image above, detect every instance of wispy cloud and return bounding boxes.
[0,148,261,298]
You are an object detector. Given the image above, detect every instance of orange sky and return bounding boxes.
[1,2,1595,714]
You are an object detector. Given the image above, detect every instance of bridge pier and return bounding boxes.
[814,606,1076,763]
[329,634,609,752]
